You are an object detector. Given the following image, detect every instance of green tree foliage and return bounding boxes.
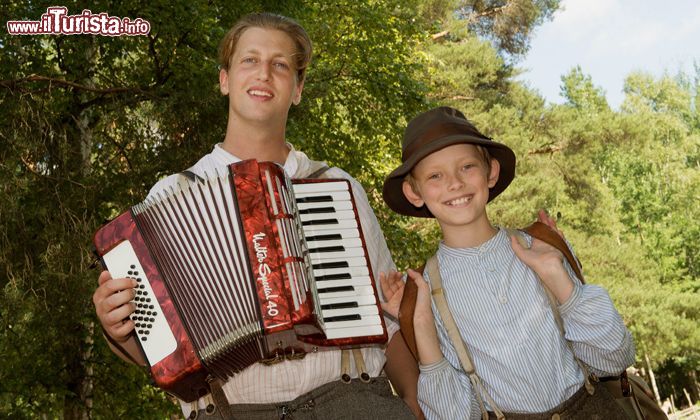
[456,0,561,56]
[560,66,609,112]
[2,0,697,416]
[413,0,561,56]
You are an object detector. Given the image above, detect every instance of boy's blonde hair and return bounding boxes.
[218,13,312,83]
[403,144,493,194]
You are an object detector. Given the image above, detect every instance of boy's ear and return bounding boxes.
[219,68,229,95]
[402,180,425,209]
[487,158,500,189]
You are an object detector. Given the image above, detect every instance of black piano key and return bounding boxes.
[323,314,362,323]
[309,245,345,254]
[317,286,355,294]
[299,206,336,215]
[321,301,359,310]
[305,233,343,242]
[296,195,333,203]
[313,261,349,270]
[302,218,338,226]
[315,273,352,281]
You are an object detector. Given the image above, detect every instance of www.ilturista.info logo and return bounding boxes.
[7,7,150,36]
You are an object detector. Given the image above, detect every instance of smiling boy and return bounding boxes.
[380,106,635,419]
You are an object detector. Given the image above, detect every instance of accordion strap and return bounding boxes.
[180,169,205,183]
[99,325,142,366]
[306,165,330,179]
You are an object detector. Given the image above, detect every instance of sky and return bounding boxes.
[517,0,700,109]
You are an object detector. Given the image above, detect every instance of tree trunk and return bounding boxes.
[62,37,98,420]
[683,388,698,414]
[691,369,700,402]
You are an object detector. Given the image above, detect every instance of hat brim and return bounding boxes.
[382,135,516,218]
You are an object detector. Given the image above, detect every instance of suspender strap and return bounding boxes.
[341,349,352,383]
[352,348,371,383]
[426,256,505,420]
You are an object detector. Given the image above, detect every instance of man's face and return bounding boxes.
[403,143,499,232]
[219,27,304,127]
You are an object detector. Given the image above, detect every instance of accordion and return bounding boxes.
[93,159,387,401]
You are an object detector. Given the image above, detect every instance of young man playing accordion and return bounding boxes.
[92,12,418,420]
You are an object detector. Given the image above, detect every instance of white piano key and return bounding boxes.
[323,324,386,339]
[309,247,365,261]
[294,191,352,202]
[301,218,357,231]
[324,314,382,329]
[320,305,379,318]
[311,256,367,269]
[297,200,354,211]
[300,210,356,222]
[313,265,369,278]
[304,228,360,242]
[293,181,349,194]
[307,238,363,249]
[315,277,372,289]
[319,294,378,306]
[316,285,375,299]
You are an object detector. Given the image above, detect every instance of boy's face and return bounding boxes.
[219,27,304,127]
[402,143,500,232]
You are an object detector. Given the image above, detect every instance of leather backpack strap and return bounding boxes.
[523,222,585,283]
[398,269,420,361]
[427,256,505,420]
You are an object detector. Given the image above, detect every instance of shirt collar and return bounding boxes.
[212,142,300,177]
[438,227,506,259]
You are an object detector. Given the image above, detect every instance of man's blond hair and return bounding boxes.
[218,13,312,83]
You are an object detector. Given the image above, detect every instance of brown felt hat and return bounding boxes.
[382,106,516,218]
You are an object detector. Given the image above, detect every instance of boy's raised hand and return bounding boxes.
[379,270,405,319]
[406,268,443,365]
[510,235,564,274]
[510,234,575,304]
